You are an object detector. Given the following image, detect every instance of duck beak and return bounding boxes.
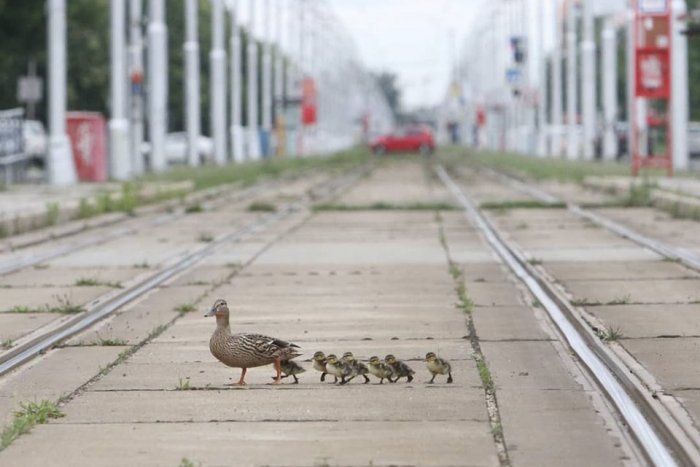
[204,306,216,317]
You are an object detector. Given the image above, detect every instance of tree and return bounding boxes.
[372,71,402,119]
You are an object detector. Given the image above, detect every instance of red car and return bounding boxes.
[370,126,436,155]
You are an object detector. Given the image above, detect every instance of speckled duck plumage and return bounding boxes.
[384,354,415,383]
[425,352,453,384]
[342,352,370,384]
[368,356,395,384]
[206,299,301,384]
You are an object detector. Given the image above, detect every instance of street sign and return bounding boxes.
[17,76,43,103]
[506,68,521,85]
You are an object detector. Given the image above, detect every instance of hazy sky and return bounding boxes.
[327,0,482,110]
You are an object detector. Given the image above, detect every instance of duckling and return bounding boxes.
[367,355,395,384]
[325,354,353,385]
[271,359,306,384]
[425,352,453,384]
[206,299,302,385]
[312,351,336,383]
[342,351,370,384]
[384,354,415,383]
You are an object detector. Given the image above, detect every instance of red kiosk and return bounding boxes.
[631,0,674,176]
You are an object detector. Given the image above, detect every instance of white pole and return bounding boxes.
[147,0,168,171]
[566,0,579,159]
[274,0,285,156]
[110,0,131,180]
[671,0,689,172]
[261,0,273,156]
[47,0,77,185]
[551,0,563,157]
[129,0,145,175]
[210,0,227,165]
[580,0,596,160]
[184,0,201,167]
[230,0,245,163]
[536,0,547,157]
[247,0,261,160]
[602,18,618,161]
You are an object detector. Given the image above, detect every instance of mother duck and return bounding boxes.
[205,299,302,385]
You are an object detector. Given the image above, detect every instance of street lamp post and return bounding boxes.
[581,0,596,160]
[47,0,77,185]
[110,0,131,180]
[261,0,273,157]
[565,0,579,159]
[184,0,201,167]
[147,0,168,172]
[601,17,618,161]
[247,0,261,160]
[230,0,245,163]
[129,0,146,175]
[210,0,228,165]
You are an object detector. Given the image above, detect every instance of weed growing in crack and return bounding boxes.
[176,377,192,391]
[0,400,64,451]
[599,325,624,342]
[175,303,197,315]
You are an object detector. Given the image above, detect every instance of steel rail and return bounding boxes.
[437,165,685,467]
[0,168,364,377]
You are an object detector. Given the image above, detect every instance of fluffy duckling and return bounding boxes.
[271,359,306,384]
[325,354,353,385]
[425,352,453,384]
[384,354,415,383]
[367,355,395,384]
[206,299,302,385]
[342,351,370,384]
[312,351,335,383]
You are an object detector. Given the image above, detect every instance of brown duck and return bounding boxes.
[205,299,302,385]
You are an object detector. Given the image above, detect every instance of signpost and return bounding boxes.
[630,0,674,175]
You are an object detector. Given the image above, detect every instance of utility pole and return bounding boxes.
[148,0,167,171]
[551,0,563,157]
[565,0,579,160]
[580,0,596,160]
[184,0,201,167]
[210,0,227,165]
[110,0,131,180]
[261,0,273,157]
[47,0,77,185]
[536,0,547,157]
[671,0,689,171]
[230,0,245,163]
[274,0,285,157]
[129,0,145,175]
[601,17,618,161]
[247,0,261,160]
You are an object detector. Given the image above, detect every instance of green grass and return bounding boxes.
[449,149,633,183]
[247,201,277,212]
[606,295,632,305]
[314,201,457,211]
[480,200,567,210]
[142,147,370,191]
[184,204,204,214]
[0,224,7,239]
[7,305,34,314]
[74,278,122,288]
[1,339,12,350]
[46,296,85,315]
[176,377,192,391]
[599,325,625,342]
[477,358,495,393]
[197,232,214,243]
[0,400,64,451]
[133,261,150,269]
[179,458,197,467]
[175,303,196,315]
[45,202,60,226]
[97,338,128,346]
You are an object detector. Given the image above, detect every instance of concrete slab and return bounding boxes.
[0,313,59,343]
[61,385,488,424]
[588,304,700,338]
[0,267,137,288]
[563,278,700,305]
[0,421,499,467]
[0,346,125,425]
[543,261,700,281]
[0,286,113,312]
[622,338,700,390]
[498,389,629,467]
[473,306,552,341]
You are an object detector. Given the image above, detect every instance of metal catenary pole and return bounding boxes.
[210,0,228,165]
[110,0,132,180]
[147,0,168,172]
[184,0,201,167]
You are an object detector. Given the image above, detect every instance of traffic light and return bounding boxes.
[510,37,525,64]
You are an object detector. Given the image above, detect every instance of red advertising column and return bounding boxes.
[66,112,108,182]
[631,0,673,176]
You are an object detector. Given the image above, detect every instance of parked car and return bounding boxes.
[23,120,47,167]
[369,126,435,155]
[689,122,700,159]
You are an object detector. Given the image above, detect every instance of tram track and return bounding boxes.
[437,164,700,467]
[0,166,367,377]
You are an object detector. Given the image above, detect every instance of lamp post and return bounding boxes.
[184,0,201,167]
[601,17,618,161]
[230,0,245,162]
[247,0,261,160]
[581,0,596,160]
[565,0,579,159]
[147,0,168,171]
[261,0,273,157]
[47,0,77,185]
[210,0,228,164]
[129,0,145,175]
[110,0,131,180]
